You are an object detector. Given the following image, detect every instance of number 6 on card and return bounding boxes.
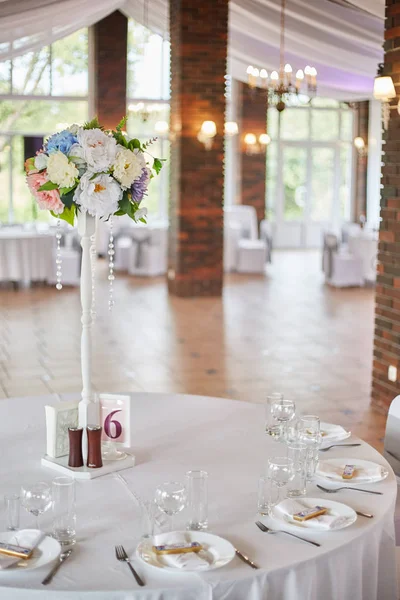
[98,394,131,448]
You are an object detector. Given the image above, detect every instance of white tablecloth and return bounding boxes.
[348,233,378,283]
[0,393,396,600]
[0,230,54,284]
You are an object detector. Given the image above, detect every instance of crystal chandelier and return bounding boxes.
[246,0,317,112]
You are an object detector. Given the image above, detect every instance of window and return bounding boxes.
[266,100,354,225]
[127,19,170,220]
[0,30,89,223]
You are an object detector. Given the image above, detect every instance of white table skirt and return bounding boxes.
[0,393,396,600]
[348,234,378,283]
[0,232,54,284]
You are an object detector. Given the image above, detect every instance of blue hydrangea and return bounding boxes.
[45,130,78,155]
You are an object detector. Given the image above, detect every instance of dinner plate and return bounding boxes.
[271,497,357,532]
[0,529,61,572]
[316,458,389,484]
[136,530,235,572]
[320,422,351,443]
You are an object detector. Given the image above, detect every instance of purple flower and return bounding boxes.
[131,168,150,204]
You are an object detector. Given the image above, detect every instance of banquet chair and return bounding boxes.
[322,232,363,288]
[224,206,267,274]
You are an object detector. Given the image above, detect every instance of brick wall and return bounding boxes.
[239,83,267,224]
[354,101,369,221]
[168,0,228,297]
[93,11,128,130]
[371,0,400,412]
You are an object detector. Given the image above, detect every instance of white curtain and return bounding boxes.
[0,0,385,100]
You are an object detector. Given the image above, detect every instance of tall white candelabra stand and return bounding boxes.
[41,211,135,480]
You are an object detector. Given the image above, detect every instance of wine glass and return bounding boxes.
[21,483,52,530]
[268,457,294,504]
[271,399,296,441]
[265,393,284,439]
[155,482,187,532]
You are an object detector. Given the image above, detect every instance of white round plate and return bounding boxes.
[320,422,351,444]
[0,529,61,572]
[316,458,389,484]
[136,531,235,573]
[271,498,357,532]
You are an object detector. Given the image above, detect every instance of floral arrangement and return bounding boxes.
[25,116,164,225]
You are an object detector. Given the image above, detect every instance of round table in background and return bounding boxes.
[0,393,396,600]
[0,230,54,285]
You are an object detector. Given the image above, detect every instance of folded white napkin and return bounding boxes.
[317,461,382,482]
[153,533,210,571]
[275,499,349,530]
[0,530,45,570]
[320,423,349,441]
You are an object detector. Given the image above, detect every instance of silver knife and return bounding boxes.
[356,510,373,518]
[235,548,259,569]
[42,549,72,585]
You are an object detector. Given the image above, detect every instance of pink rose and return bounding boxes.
[26,171,64,215]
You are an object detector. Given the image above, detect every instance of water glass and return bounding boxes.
[4,494,20,531]
[155,481,187,532]
[286,417,299,444]
[305,436,322,481]
[265,393,284,439]
[257,475,280,515]
[271,400,296,441]
[186,470,208,531]
[287,442,308,497]
[21,482,52,530]
[268,457,294,504]
[52,477,76,546]
[298,415,320,441]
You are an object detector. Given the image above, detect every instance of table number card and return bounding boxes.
[45,401,79,458]
[98,394,131,448]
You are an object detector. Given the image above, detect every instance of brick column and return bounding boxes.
[93,11,128,129]
[239,82,267,224]
[371,0,400,412]
[168,0,228,297]
[353,101,369,221]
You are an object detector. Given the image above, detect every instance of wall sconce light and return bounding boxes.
[259,133,271,147]
[198,120,217,150]
[354,136,367,157]
[224,121,239,137]
[373,66,396,130]
[244,133,258,155]
[154,120,169,136]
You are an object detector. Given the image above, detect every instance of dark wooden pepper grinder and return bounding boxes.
[87,425,103,468]
[68,427,84,468]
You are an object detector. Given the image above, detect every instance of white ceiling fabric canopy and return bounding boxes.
[0,0,384,100]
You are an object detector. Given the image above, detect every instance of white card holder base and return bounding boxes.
[41,452,135,480]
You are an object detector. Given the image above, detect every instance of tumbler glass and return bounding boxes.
[51,477,76,546]
[265,393,284,439]
[286,441,308,497]
[186,470,208,531]
[257,475,280,515]
[4,494,20,531]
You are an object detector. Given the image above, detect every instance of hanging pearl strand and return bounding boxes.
[108,217,115,310]
[55,219,62,291]
[90,232,96,320]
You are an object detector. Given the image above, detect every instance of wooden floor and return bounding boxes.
[0,250,386,451]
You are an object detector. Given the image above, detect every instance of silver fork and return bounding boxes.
[255,521,320,547]
[115,545,145,586]
[319,443,361,452]
[316,483,382,495]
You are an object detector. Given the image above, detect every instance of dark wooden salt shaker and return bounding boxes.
[87,425,103,468]
[68,427,84,468]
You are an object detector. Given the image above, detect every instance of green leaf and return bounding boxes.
[60,189,75,209]
[113,131,128,148]
[38,181,58,191]
[116,115,127,132]
[58,204,76,226]
[128,138,141,151]
[153,158,165,175]
[24,157,36,173]
[113,209,125,216]
[83,116,103,130]
[59,185,76,196]
[139,217,147,224]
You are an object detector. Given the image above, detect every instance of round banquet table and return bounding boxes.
[0,229,54,284]
[0,393,397,600]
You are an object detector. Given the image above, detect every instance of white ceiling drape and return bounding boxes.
[0,0,385,100]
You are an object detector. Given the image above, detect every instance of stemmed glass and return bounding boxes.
[155,482,187,532]
[21,483,52,530]
[268,457,294,504]
[271,399,296,441]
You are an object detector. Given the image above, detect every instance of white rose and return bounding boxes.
[46,151,78,188]
[112,147,145,189]
[73,172,122,219]
[77,128,117,172]
[68,143,86,166]
[34,153,48,171]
